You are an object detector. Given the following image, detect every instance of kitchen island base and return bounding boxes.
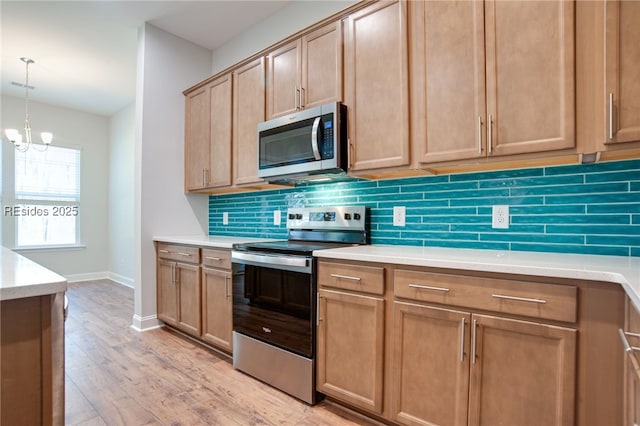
[0,292,65,426]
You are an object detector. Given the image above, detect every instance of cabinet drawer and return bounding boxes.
[157,243,200,264]
[201,248,231,270]
[318,261,384,295]
[394,269,577,323]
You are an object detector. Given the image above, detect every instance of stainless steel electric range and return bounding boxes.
[231,205,367,404]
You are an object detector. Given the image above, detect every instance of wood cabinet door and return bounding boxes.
[391,302,471,426]
[624,298,640,426]
[184,87,210,191]
[267,40,301,119]
[317,289,385,414]
[201,267,232,352]
[302,21,343,109]
[605,0,640,145]
[344,0,410,172]
[176,262,201,337]
[157,259,177,326]
[625,356,640,426]
[233,57,265,185]
[208,74,233,188]
[411,0,486,164]
[485,0,575,156]
[468,314,576,426]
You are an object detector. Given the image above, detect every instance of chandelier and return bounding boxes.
[4,57,53,152]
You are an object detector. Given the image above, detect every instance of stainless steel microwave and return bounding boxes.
[257,102,347,180]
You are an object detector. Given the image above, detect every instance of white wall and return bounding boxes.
[1,95,109,278]
[108,103,135,286]
[133,23,212,330]
[211,1,357,74]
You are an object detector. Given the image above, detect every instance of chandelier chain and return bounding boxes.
[23,58,33,146]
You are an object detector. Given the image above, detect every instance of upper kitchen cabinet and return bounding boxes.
[185,86,210,191]
[486,0,575,156]
[604,0,640,146]
[233,57,266,186]
[208,75,233,188]
[344,0,410,173]
[412,0,575,164]
[184,74,233,192]
[410,0,487,164]
[266,21,343,119]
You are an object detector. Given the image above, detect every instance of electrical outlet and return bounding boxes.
[393,206,406,227]
[492,205,509,229]
[273,210,281,225]
[222,212,229,225]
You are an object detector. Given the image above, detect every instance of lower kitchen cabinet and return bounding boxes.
[157,259,201,337]
[467,314,576,426]
[156,244,201,338]
[391,303,576,426]
[625,359,640,426]
[201,266,233,352]
[156,243,235,354]
[316,259,607,426]
[175,263,201,336]
[317,288,385,414]
[157,259,178,326]
[391,302,471,426]
[622,298,640,426]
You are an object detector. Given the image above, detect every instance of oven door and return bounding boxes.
[231,251,316,358]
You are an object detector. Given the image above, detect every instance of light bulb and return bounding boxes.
[5,129,19,141]
[41,132,53,145]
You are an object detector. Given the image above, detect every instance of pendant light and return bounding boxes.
[4,57,53,152]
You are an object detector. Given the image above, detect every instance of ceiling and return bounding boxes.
[0,1,291,116]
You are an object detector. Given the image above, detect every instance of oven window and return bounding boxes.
[244,266,310,318]
[233,265,315,358]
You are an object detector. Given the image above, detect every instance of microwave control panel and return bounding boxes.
[321,115,334,159]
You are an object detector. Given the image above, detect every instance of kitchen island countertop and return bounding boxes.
[0,246,67,301]
[314,244,640,311]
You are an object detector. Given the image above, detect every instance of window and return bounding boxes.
[14,145,80,247]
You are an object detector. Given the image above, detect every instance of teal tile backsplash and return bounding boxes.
[209,159,640,257]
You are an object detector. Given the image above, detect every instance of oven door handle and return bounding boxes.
[232,251,312,273]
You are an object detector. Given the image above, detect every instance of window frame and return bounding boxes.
[12,144,82,250]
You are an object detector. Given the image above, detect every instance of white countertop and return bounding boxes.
[151,236,640,310]
[315,244,640,311]
[153,235,276,249]
[1,246,68,301]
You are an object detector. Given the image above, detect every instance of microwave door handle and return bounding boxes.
[311,117,322,160]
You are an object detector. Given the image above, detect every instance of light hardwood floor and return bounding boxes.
[65,280,377,425]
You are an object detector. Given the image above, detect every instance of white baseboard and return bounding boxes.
[64,271,134,288]
[108,272,134,288]
[65,271,109,283]
[131,314,162,332]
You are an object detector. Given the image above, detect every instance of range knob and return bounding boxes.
[344,213,352,220]
[353,212,361,220]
